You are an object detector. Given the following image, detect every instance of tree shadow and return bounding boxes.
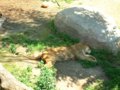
[0,6,55,39]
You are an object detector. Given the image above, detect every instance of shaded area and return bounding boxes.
[92,49,120,90]
[0,5,78,52]
[0,6,55,40]
[55,60,107,90]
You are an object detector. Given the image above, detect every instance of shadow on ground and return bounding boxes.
[55,60,107,90]
[0,6,56,40]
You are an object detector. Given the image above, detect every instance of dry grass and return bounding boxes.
[0,0,41,10]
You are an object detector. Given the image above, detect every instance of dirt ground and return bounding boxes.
[0,0,107,90]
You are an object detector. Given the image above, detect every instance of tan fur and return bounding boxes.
[32,43,96,67]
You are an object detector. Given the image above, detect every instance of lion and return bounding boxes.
[26,43,96,67]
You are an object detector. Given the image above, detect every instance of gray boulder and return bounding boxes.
[55,6,120,53]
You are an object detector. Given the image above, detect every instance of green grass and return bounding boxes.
[3,64,34,87]
[84,80,104,90]
[35,62,57,90]
[83,49,120,90]
[4,62,57,90]
[78,60,98,68]
[1,32,78,53]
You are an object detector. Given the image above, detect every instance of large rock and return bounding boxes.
[55,6,120,53]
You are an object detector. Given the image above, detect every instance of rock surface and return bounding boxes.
[55,6,120,53]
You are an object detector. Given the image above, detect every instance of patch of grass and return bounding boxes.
[99,61,120,90]
[78,60,98,68]
[4,62,57,90]
[83,49,120,90]
[9,44,17,54]
[48,19,57,33]
[48,19,79,45]
[3,64,34,87]
[35,62,57,90]
[1,29,79,53]
[84,80,104,90]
